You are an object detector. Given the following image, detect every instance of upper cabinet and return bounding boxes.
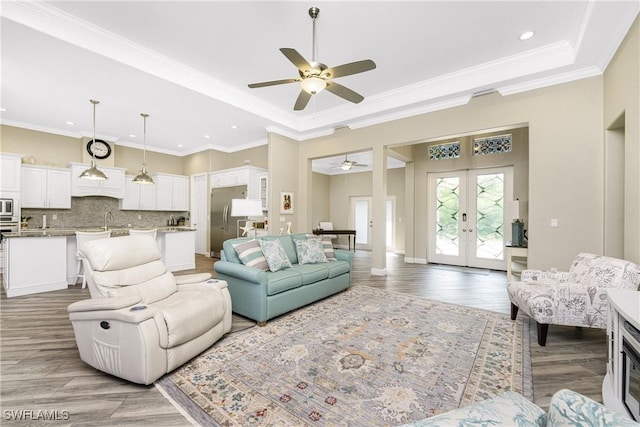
[210,166,268,212]
[21,165,71,209]
[153,173,189,211]
[68,162,126,199]
[0,153,23,194]
[119,175,157,211]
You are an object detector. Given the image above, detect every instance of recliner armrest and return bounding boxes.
[175,272,212,285]
[68,296,142,312]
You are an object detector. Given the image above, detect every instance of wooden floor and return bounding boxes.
[0,251,606,425]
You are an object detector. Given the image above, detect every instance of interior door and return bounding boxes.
[428,167,513,269]
[350,196,372,251]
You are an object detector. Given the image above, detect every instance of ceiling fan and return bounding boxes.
[333,155,368,171]
[248,6,376,111]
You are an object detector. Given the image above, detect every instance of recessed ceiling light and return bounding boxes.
[177,144,183,148]
[519,31,535,41]
[230,125,238,129]
[0,108,7,112]
[204,134,211,139]
[129,134,137,138]
[65,121,75,126]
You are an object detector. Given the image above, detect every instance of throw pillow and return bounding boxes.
[321,237,337,260]
[232,240,269,271]
[258,239,293,272]
[294,238,328,264]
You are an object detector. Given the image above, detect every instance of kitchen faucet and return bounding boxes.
[104,211,113,231]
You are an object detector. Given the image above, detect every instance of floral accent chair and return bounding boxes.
[507,253,640,346]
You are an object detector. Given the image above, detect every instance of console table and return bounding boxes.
[312,229,356,252]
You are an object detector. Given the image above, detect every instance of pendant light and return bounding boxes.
[132,113,154,184]
[79,99,108,180]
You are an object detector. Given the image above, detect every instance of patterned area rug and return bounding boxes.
[156,285,531,426]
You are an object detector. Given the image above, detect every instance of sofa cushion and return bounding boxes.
[266,269,303,295]
[259,239,293,272]
[547,389,640,426]
[294,264,330,285]
[294,238,328,264]
[400,391,546,426]
[232,239,269,271]
[321,237,337,260]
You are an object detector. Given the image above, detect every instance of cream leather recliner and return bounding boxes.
[68,235,232,385]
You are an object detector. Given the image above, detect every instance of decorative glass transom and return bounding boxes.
[473,134,512,156]
[429,142,460,160]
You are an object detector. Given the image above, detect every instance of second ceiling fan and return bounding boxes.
[248,7,376,111]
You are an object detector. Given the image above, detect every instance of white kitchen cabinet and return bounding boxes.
[210,166,267,200]
[3,235,68,297]
[157,230,195,271]
[119,175,157,210]
[0,153,23,193]
[21,165,71,209]
[69,162,126,198]
[154,173,189,211]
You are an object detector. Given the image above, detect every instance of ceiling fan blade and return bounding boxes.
[325,81,365,104]
[280,48,312,71]
[326,59,376,78]
[248,78,300,88]
[294,90,312,111]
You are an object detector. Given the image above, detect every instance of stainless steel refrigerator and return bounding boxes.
[210,185,247,258]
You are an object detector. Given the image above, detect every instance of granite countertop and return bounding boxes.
[2,226,195,239]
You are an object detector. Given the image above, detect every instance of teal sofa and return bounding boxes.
[213,233,352,325]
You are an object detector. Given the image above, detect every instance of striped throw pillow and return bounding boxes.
[232,239,269,271]
[321,237,336,260]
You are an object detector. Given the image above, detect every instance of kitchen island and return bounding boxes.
[2,226,196,297]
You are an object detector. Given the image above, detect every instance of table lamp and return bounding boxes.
[230,198,263,237]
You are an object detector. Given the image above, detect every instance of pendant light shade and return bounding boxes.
[133,113,154,184]
[79,99,108,180]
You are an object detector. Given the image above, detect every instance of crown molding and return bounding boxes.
[1,0,297,128]
[498,66,602,96]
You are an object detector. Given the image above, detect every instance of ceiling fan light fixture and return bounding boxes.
[341,162,352,171]
[301,76,326,94]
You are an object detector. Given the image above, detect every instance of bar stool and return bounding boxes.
[74,230,111,288]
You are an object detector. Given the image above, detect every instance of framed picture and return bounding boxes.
[280,191,294,214]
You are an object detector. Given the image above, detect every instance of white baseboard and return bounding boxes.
[371,267,387,276]
[404,257,427,264]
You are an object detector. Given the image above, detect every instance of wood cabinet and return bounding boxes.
[119,175,156,210]
[0,153,23,193]
[2,235,68,297]
[154,173,189,211]
[21,165,71,209]
[210,166,267,207]
[69,162,126,198]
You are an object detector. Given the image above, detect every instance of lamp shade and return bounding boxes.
[230,199,263,217]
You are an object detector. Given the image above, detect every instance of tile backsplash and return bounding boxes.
[22,197,188,229]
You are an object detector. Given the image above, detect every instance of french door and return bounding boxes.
[427,167,513,270]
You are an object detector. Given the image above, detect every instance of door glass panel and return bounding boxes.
[354,201,369,244]
[475,173,505,260]
[435,177,460,256]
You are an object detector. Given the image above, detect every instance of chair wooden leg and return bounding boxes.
[510,303,519,320]
[537,322,549,346]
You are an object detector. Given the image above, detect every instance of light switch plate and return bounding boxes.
[551,218,558,228]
